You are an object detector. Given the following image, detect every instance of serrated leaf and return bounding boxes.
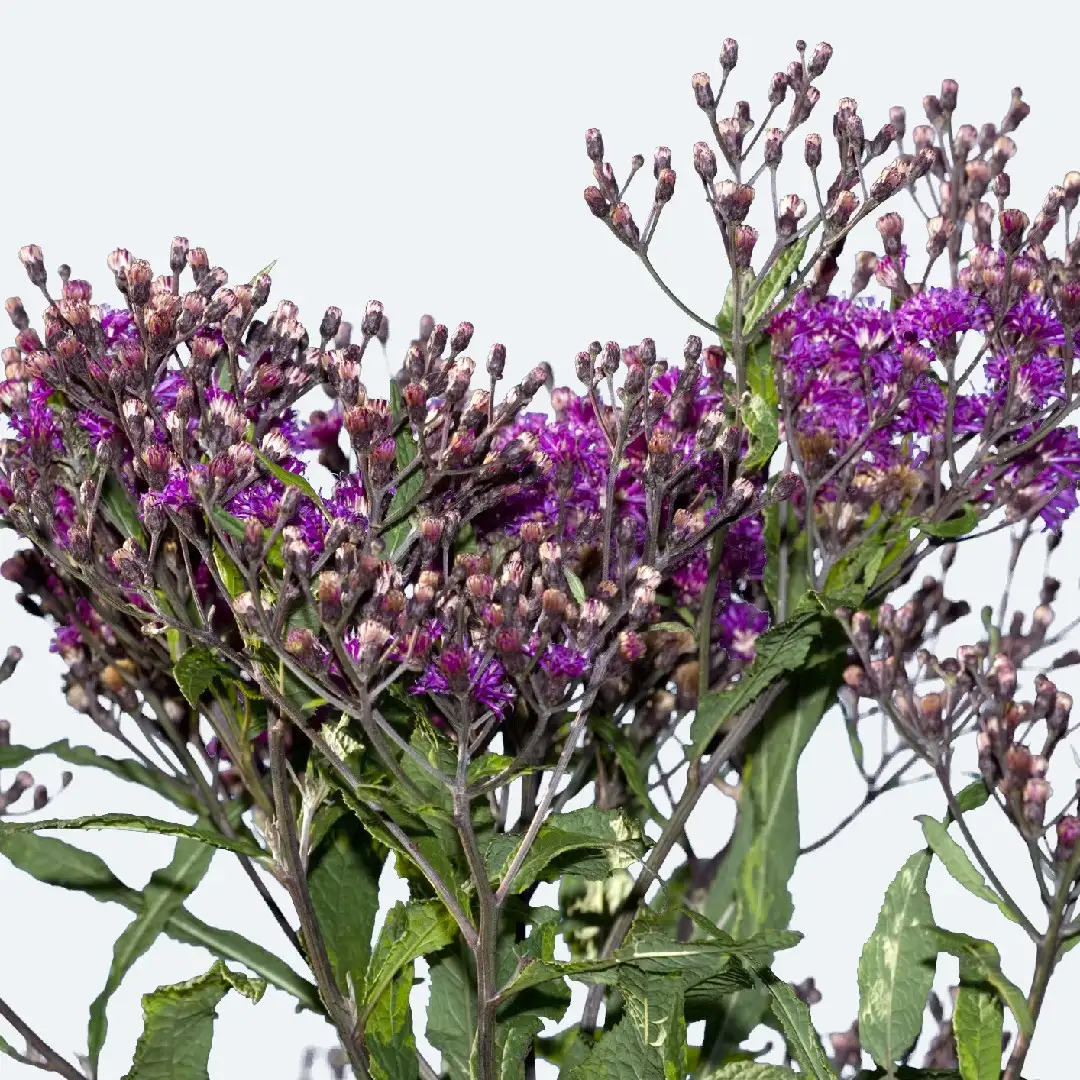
[362,901,456,1018]
[689,611,824,758]
[953,958,1004,1080]
[857,850,937,1070]
[88,837,215,1069]
[0,831,319,1010]
[917,816,1023,926]
[743,232,812,335]
[563,566,588,606]
[741,393,779,474]
[0,814,264,859]
[101,473,146,545]
[307,812,383,1001]
[746,338,779,407]
[427,945,475,1080]
[254,449,331,521]
[926,928,1032,1037]
[715,268,757,341]
[918,504,979,539]
[122,960,264,1080]
[172,647,231,708]
[753,964,835,1080]
[366,954,419,1080]
[0,740,198,811]
[485,807,645,895]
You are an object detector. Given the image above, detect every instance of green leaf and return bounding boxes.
[0,831,319,1010]
[741,393,779,474]
[746,338,779,408]
[208,506,284,570]
[743,232,812,335]
[254,449,331,521]
[362,901,456,1019]
[0,814,264,859]
[715,268,757,340]
[172,647,231,709]
[211,542,246,599]
[307,812,383,1001]
[689,611,824,758]
[946,780,991,823]
[101,474,146,545]
[857,850,937,1071]
[383,381,424,558]
[591,719,663,823]
[705,1066,799,1080]
[563,566,588,606]
[366,953,419,1080]
[926,928,1033,1037]
[427,945,475,1080]
[88,837,215,1069]
[753,965,835,1080]
[485,807,645,895]
[249,259,277,284]
[0,740,198,812]
[918,504,979,539]
[953,958,1004,1080]
[122,960,264,1080]
[917,816,1024,926]
[703,672,839,1064]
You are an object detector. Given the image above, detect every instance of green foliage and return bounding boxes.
[926,928,1032,1037]
[563,566,588,606]
[701,672,840,1064]
[705,1066,799,1080]
[101,473,146,545]
[485,807,645,894]
[917,504,979,539]
[172,647,232,709]
[427,944,477,1080]
[953,958,1004,1080]
[88,837,215,1069]
[122,961,264,1080]
[917,815,1025,925]
[742,234,813,337]
[307,811,384,1001]
[753,966,835,1080]
[689,611,825,757]
[857,850,937,1071]
[254,448,331,520]
[0,830,319,1008]
[0,813,264,859]
[384,380,424,557]
[741,393,779,474]
[0,739,198,811]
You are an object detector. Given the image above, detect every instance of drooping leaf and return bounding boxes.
[0,831,319,1009]
[857,850,937,1071]
[741,393,779,474]
[307,812,383,1000]
[427,945,475,1080]
[122,961,265,1080]
[172,647,232,709]
[88,837,215,1069]
[0,814,264,859]
[254,449,331,521]
[918,504,979,539]
[742,232,812,335]
[0,740,197,811]
[101,474,146,545]
[926,928,1033,1037]
[917,816,1024,926]
[362,901,457,1019]
[953,958,1004,1080]
[703,671,840,1063]
[689,611,825,758]
[485,807,645,895]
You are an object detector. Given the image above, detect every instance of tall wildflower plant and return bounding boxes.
[0,34,1077,1080]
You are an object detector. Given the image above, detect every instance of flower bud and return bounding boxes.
[804,133,822,170]
[719,37,738,73]
[692,72,715,111]
[584,127,604,163]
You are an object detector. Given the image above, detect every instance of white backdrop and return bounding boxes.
[0,2,1076,1077]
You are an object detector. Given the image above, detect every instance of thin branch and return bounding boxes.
[0,997,85,1080]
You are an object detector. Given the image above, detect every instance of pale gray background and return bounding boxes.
[0,1,1077,1077]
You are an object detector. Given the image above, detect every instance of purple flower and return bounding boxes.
[100,305,140,346]
[411,645,516,719]
[893,286,991,343]
[716,601,770,661]
[77,410,119,448]
[538,643,589,679]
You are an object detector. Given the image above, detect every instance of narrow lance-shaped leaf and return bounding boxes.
[88,837,215,1070]
[0,814,264,859]
[122,961,265,1080]
[742,230,813,335]
[917,815,1024,926]
[857,850,937,1071]
[0,764,319,1013]
[253,449,331,521]
[752,963,835,1080]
